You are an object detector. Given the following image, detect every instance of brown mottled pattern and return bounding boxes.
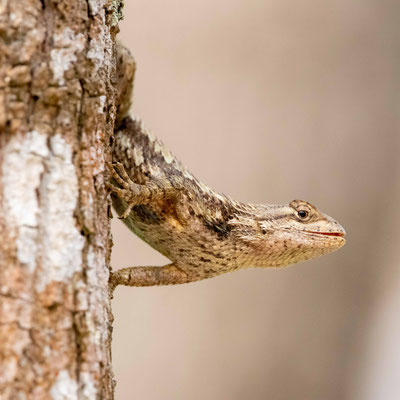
[110,115,346,286]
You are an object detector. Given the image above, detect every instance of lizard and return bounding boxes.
[108,44,346,291]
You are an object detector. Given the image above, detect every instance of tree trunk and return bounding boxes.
[0,0,121,398]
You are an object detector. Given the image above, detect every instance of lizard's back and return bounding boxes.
[112,117,242,277]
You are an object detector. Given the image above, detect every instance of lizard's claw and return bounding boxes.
[118,204,135,220]
[106,162,141,219]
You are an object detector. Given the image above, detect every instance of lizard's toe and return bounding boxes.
[114,162,133,184]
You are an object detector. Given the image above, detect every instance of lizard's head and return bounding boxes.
[230,200,346,268]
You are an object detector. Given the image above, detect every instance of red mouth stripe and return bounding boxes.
[305,230,345,237]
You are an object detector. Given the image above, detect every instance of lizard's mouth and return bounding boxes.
[305,230,346,238]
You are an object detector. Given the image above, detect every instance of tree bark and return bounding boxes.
[0,0,121,398]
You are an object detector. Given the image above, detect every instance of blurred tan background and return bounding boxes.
[112,1,400,399]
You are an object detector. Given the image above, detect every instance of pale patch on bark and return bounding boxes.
[87,2,113,74]
[86,245,110,287]
[0,359,17,387]
[79,372,97,400]
[84,245,110,347]
[2,130,49,273]
[88,0,105,16]
[87,25,107,64]
[50,370,78,400]
[90,130,106,175]
[50,28,85,85]
[36,134,85,292]
[98,95,106,113]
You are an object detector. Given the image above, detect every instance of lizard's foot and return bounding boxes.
[107,161,133,189]
[106,162,142,219]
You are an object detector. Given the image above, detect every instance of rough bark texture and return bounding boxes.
[0,0,121,398]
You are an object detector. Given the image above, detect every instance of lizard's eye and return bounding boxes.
[290,200,315,222]
[297,210,309,220]
[289,200,314,221]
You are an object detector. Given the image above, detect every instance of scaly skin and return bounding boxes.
[108,45,346,290]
